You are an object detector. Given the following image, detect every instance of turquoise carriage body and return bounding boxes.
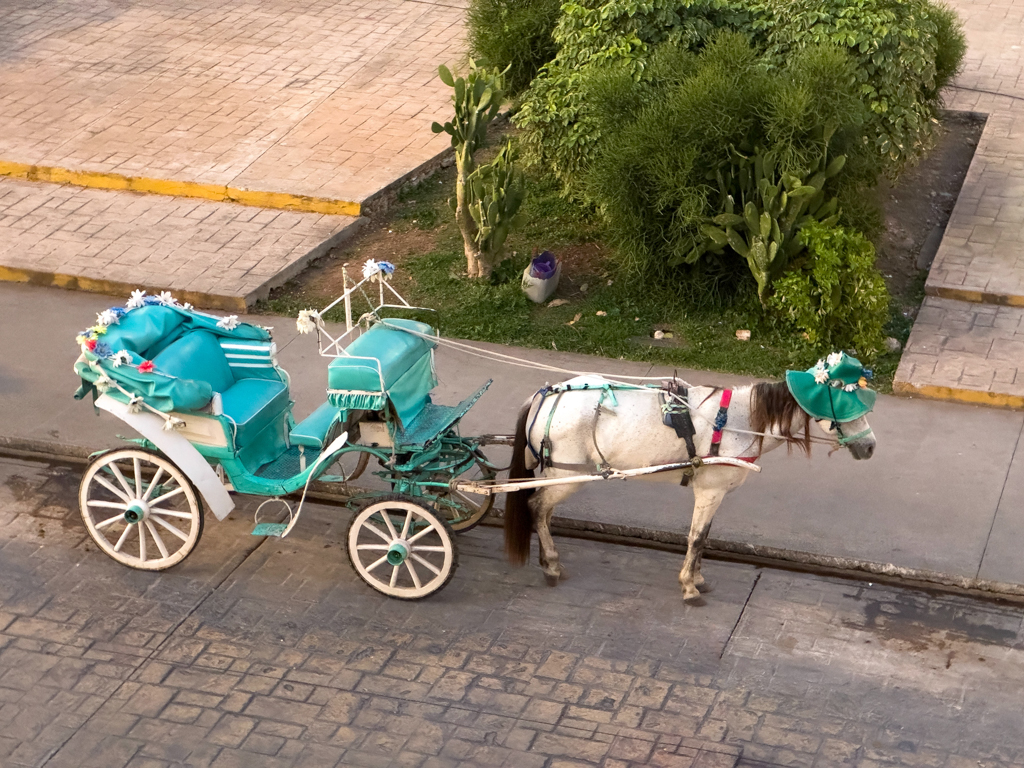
[73,268,497,598]
[76,305,489,498]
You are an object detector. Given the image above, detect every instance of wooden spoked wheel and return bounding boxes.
[79,449,204,571]
[346,495,457,599]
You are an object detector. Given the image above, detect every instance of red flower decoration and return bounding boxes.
[85,339,97,351]
[138,360,155,374]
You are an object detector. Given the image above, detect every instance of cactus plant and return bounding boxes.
[695,145,845,304]
[464,142,526,270]
[431,60,523,278]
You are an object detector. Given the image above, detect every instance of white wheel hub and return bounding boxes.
[347,497,457,600]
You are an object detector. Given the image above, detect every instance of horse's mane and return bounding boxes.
[750,382,811,456]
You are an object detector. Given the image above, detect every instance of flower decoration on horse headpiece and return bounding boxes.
[785,351,876,422]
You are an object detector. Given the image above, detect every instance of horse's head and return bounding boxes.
[813,415,875,460]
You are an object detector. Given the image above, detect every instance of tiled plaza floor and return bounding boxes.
[0,0,463,306]
[895,0,1024,404]
[0,0,464,206]
[0,177,359,309]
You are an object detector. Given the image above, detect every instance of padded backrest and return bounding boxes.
[151,330,235,393]
[101,306,186,357]
[328,319,436,393]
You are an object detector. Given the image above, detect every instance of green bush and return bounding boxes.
[514,0,967,185]
[767,223,889,358]
[584,34,874,286]
[467,0,563,95]
[750,0,966,170]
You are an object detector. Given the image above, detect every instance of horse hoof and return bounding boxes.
[696,581,713,593]
[683,593,707,606]
[557,565,569,581]
[544,572,560,587]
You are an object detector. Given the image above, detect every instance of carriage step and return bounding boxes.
[251,523,289,537]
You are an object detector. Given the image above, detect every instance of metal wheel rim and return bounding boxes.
[79,449,202,571]
[348,499,454,599]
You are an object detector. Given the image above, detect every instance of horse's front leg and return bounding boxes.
[679,486,727,601]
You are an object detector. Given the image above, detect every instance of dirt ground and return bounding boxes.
[875,111,985,302]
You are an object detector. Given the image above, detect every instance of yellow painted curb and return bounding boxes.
[0,265,248,312]
[925,285,1024,308]
[893,379,1024,410]
[0,160,361,217]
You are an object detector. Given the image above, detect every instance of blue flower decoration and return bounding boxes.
[142,295,162,306]
[93,342,113,358]
[862,368,874,381]
[108,306,127,318]
[378,261,396,275]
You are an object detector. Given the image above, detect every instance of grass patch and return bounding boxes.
[261,162,904,391]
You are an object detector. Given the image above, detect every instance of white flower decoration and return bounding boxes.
[182,302,194,312]
[96,309,120,327]
[843,383,859,392]
[157,291,177,306]
[110,350,132,368]
[217,315,240,331]
[127,396,144,414]
[95,375,113,393]
[127,290,147,309]
[362,259,382,280]
[826,351,844,368]
[296,309,319,335]
[812,361,829,385]
[163,416,186,432]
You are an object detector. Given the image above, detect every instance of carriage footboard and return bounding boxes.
[451,456,759,496]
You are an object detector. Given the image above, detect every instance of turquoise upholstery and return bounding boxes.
[101,306,186,357]
[151,331,235,393]
[220,379,290,446]
[291,401,341,449]
[327,319,437,425]
[328,319,435,393]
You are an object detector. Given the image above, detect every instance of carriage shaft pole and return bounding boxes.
[453,456,759,496]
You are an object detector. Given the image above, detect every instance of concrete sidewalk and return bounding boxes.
[3,282,1023,592]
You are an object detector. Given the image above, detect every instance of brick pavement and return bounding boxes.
[0,0,465,207]
[894,0,1024,404]
[7,454,1024,767]
[0,0,464,308]
[0,178,360,310]
[893,296,1024,407]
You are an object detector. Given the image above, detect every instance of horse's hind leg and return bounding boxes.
[679,486,727,602]
[529,483,578,586]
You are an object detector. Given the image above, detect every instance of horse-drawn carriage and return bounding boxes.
[72,262,876,601]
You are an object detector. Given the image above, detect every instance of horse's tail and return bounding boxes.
[504,403,535,566]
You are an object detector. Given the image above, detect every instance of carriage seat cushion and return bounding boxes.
[102,306,187,358]
[220,378,290,446]
[151,330,235,393]
[290,400,340,449]
[327,319,436,394]
[151,330,289,445]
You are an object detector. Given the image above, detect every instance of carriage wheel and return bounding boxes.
[431,449,496,533]
[79,448,204,571]
[346,495,457,600]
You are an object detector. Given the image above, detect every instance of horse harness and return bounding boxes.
[525,380,743,485]
[661,382,737,485]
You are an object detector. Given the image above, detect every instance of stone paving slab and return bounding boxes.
[894,0,1024,403]
[0,177,361,310]
[9,455,1024,767]
[0,0,466,211]
[893,295,1024,407]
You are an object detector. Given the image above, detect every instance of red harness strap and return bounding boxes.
[708,389,732,457]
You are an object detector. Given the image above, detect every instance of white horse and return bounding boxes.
[503,375,876,601]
